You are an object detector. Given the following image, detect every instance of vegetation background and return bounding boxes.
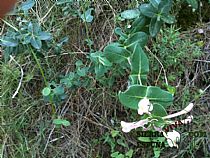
[0,0,209,158]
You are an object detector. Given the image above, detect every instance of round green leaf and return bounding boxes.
[53,86,64,95]
[42,87,51,96]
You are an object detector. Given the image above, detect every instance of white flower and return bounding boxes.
[163,103,194,119]
[121,119,149,133]
[163,130,180,148]
[138,98,153,115]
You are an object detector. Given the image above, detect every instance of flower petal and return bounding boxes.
[138,98,151,115]
[121,119,149,133]
[162,130,180,148]
[183,103,194,113]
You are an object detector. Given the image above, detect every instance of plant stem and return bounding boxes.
[29,46,56,115]
[29,46,47,85]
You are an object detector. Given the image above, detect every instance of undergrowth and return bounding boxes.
[0,0,209,158]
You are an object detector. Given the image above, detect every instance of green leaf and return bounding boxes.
[90,52,112,67]
[111,152,120,157]
[22,35,31,44]
[53,119,70,127]
[76,60,83,67]
[119,85,173,110]
[149,16,162,37]
[42,87,51,96]
[161,14,175,24]
[150,0,161,9]
[94,63,109,77]
[53,86,64,95]
[77,67,88,77]
[129,16,146,34]
[140,4,157,18]
[38,32,52,40]
[125,149,134,158]
[166,85,176,95]
[27,22,33,32]
[80,8,94,23]
[125,32,148,50]
[115,27,128,39]
[129,44,149,85]
[159,0,172,14]
[98,56,112,67]
[121,9,140,19]
[117,139,128,148]
[104,43,131,63]
[186,0,198,9]
[56,0,73,5]
[0,37,18,47]
[138,137,152,142]
[152,103,168,116]
[153,147,161,157]
[30,36,42,49]
[20,0,35,11]
[111,130,120,138]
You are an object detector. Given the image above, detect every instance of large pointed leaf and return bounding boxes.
[149,16,162,37]
[129,44,149,85]
[119,85,173,110]
[139,4,157,18]
[104,43,131,63]
[125,32,148,50]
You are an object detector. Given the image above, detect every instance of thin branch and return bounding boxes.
[10,55,24,99]
[145,46,169,86]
